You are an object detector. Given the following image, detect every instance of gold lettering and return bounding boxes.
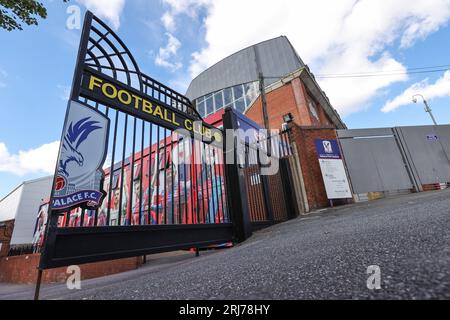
[204,128,212,139]
[184,119,193,131]
[89,75,103,91]
[172,113,180,126]
[193,122,202,135]
[102,83,117,99]
[142,100,153,114]
[214,131,223,143]
[132,94,142,109]
[163,109,173,124]
[153,106,164,120]
[118,90,132,105]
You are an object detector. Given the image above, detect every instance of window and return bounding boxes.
[205,94,214,116]
[195,81,261,116]
[197,100,206,117]
[224,87,233,107]
[233,85,244,100]
[308,100,320,121]
[244,83,256,107]
[214,91,224,111]
[235,97,246,113]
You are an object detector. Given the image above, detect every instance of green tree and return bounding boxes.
[0,0,68,31]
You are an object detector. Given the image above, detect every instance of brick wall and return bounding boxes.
[0,254,143,284]
[289,124,342,210]
[245,78,333,130]
[0,220,14,258]
[244,77,348,211]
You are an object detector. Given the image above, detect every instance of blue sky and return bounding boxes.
[1,0,450,199]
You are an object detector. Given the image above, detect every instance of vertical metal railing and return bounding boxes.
[53,102,230,229]
[222,105,297,238]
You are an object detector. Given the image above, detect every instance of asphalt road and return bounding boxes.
[3,189,450,300]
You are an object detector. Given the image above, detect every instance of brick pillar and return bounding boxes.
[289,124,341,210]
[291,78,313,126]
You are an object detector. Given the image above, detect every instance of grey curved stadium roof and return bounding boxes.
[186,36,305,101]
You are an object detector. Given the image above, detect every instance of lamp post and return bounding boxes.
[412,94,438,125]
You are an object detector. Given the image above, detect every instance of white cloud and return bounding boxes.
[0,141,60,176]
[155,1,211,74]
[161,0,211,31]
[382,71,450,112]
[155,33,183,72]
[76,0,126,30]
[163,0,450,116]
[318,53,408,115]
[161,12,176,32]
[400,1,450,48]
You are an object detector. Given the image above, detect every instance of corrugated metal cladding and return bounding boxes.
[186,36,305,100]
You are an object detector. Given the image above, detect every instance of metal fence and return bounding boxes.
[38,12,233,270]
[58,13,230,229]
[35,11,302,276]
[8,244,36,257]
[222,108,299,237]
[243,130,293,226]
[337,125,450,197]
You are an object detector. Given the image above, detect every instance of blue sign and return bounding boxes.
[315,139,341,159]
[52,190,104,210]
[235,111,265,145]
[52,101,110,212]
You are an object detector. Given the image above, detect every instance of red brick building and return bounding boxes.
[186,37,349,212]
[245,68,344,130]
[244,68,349,211]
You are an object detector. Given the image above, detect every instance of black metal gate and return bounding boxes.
[39,12,233,270]
[222,108,300,241]
[38,11,301,276]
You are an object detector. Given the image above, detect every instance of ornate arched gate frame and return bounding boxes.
[34,11,301,300]
[35,11,233,298]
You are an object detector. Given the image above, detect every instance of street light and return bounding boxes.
[412,94,438,125]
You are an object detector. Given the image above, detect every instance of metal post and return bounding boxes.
[37,11,94,272]
[259,72,270,130]
[258,72,272,157]
[34,269,43,301]
[279,157,300,219]
[423,100,438,126]
[413,94,438,126]
[223,108,253,242]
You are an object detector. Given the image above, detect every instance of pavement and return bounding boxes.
[1,189,449,300]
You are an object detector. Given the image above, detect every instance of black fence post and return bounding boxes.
[279,129,300,220]
[279,158,299,219]
[222,107,252,242]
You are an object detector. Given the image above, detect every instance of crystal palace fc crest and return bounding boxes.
[52,101,110,211]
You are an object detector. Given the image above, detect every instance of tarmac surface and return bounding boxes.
[1,189,449,300]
